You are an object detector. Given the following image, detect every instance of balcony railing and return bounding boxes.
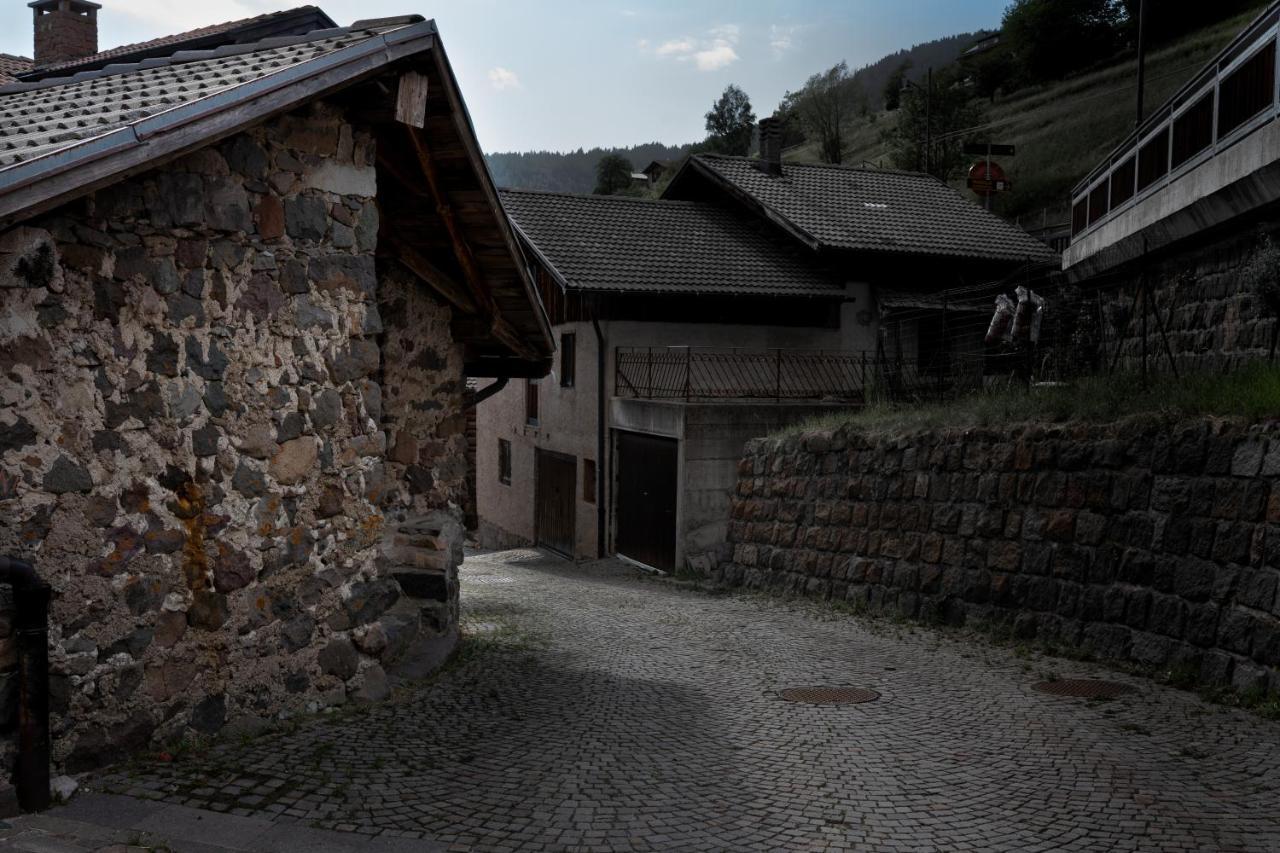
[1070,2,1280,243]
[614,347,983,403]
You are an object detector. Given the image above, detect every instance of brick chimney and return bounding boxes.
[31,0,101,69]
[756,117,783,177]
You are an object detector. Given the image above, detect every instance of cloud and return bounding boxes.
[111,0,272,32]
[656,38,696,57]
[770,24,799,57]
[487,67,522,91]
[694,44,738,71]
[650,24,740,72]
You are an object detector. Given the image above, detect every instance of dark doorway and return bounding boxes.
[615,431,678,572]
[535,450,576,557]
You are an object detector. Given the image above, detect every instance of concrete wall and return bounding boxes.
[611,400,845,571]
[718,418,1280,692]
[476,315,865,562]
[0,101,467,787]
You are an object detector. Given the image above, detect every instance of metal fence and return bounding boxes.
[613,347,989,403]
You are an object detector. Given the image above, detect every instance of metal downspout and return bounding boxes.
[592,317,607,558]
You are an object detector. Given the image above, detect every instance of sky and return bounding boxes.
[0,1,1012,153]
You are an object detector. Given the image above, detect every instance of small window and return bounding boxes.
[525,379,539,426]
[1109,156,1136,210]
[583,458,596,504]
[1137,127,1170,192]
[1171,92,1214,169]
[1218,41,1276,138]
[498,439,511,485]
[560,333,576,388]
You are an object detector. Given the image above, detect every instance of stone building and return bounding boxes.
[0,4,552,793]
[478,136,1054,572]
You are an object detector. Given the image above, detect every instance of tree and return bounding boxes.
[1115,0,1262,46]
[883,61,911,111]
[883,67,985,180]
[1002,0,1123,84]
[793,62,858,164]
[771,93,808,149]
[593,154,634,195]
[704,84,756,156]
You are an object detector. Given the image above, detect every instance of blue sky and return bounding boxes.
[0,1,1011,152]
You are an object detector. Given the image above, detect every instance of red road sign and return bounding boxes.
[968,161,1012,196]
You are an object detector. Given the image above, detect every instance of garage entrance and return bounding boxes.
[615,431,678,572]
[535,450,576,557]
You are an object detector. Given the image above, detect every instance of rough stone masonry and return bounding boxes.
[717,417,1280,693]
[0,100,467,788]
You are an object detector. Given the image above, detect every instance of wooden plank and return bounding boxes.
[394,70,430,128]
[387,238,478,315]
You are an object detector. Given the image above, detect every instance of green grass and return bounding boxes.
[777,363,1280,437]
[786,6,1267,222]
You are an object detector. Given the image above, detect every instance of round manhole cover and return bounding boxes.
[779,687,880,705]
[1033,679,1135,699]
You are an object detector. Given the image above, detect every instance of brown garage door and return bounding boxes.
[536,450,576,557]
[615,431,678,572]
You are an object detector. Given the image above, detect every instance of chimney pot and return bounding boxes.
[756,117,783,177]
[30,0,101,69]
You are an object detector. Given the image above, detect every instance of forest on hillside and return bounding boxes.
[486,143,690,193]
[483,31,980,193]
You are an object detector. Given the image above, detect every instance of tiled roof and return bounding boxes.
[20,6,337,80]
[0,55,33,84]
[0,23,406,170]
[685,155,1058,264]
[500,189,845,297]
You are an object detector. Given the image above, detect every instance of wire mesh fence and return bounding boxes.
[615,249,1280,408]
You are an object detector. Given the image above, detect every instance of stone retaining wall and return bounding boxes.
[0,101,466,790]
[717,417,1280,692]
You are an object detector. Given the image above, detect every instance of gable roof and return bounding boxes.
[0,12,553,375]
[666,154,1058,265]
[18,6,338,81]
[0,55,33,84]
[500,189,844,298]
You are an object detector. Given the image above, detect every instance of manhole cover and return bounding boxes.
[779,686,880,705]
[1033,679,1135,699]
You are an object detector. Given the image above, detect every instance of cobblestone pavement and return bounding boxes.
[71,548,1280,851]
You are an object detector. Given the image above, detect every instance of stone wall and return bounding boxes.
[0,100,466,791]
[1101,222,1280,373]
[717,418,1280,693]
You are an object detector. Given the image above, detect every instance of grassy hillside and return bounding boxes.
[787,6,1268,225]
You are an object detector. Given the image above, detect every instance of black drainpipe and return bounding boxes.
[592,317,607,558]
[463,376,509,410]
[0,556,50,813]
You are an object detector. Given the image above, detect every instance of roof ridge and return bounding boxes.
[17,6,334,80]
[0,23,400,95]
[499,187,704,206]
[694,152,935,181]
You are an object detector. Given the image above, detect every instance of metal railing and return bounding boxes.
[1070,2,1280,243]
[613,347,984,403]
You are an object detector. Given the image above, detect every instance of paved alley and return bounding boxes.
[10,548,1280,852]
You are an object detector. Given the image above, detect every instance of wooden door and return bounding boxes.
[615,431,678,572]
[535,450,576,557]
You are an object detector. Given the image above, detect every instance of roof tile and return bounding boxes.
[690,154,1058,264]
[501,189,844,297]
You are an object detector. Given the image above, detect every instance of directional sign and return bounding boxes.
[963,143,1016,157]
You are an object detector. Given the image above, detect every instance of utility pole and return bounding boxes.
[1135,0,1147,127]
[925,67,933,175]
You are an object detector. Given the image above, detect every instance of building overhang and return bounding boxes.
[1064,119,1280,281]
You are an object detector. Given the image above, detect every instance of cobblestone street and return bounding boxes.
[19,548,1280,851]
